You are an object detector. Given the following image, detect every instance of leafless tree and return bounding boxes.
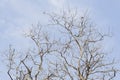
[5,9,118,80]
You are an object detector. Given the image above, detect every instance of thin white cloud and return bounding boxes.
[0,0,43,50]
[48,0,66,8]
[8,0,41,21]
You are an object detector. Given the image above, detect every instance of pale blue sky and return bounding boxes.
[0,0,120,79]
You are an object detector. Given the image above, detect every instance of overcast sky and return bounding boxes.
[0,0,120,79]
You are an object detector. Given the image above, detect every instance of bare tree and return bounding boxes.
[5,9,118,80]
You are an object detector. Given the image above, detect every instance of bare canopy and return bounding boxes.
[6,9,117,80]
